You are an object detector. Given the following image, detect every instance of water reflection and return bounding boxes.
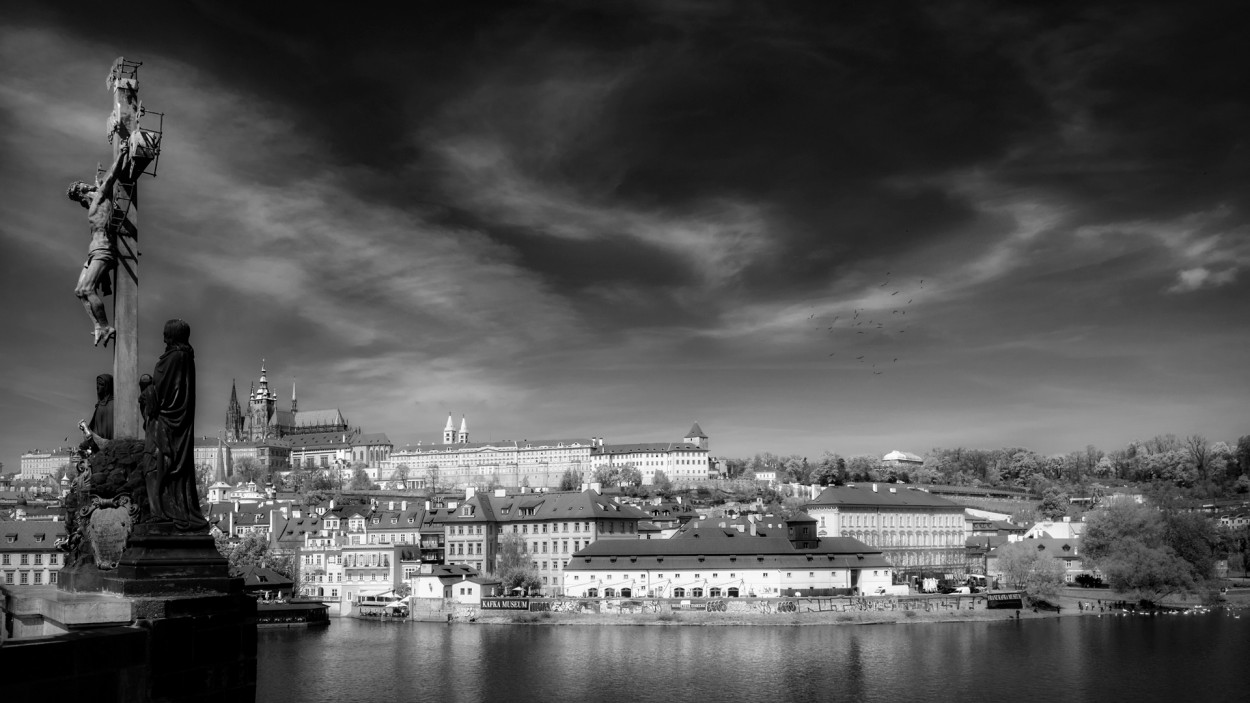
[258,616,1248,703]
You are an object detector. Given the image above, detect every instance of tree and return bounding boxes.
[215,530,295,580]
[390,465,410,490]
[349,468,375,491]
[1185,434,1209,482]
[845,455,878,483]
[1083,502,1212,604]
[997,541,1066,599]
[495,533,542,595]
[1236,435,1250,475]
[1037,488,1070,521]
[617,465,643,487]
[559,468,582,491]
[651,470,674,495]
[234,456,262,484]
[309,471,333,491]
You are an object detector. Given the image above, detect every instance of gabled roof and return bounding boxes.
[0,520,67,549]
[685,423,707,438]
[806,485,962,509]
[566,535,891,570]
[595,442,704,455]
[295,408,347,427]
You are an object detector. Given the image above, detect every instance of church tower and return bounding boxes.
[225,379,243,443]
[443,414,455,444]
[249,360,277,440]
[290,377,298,418]
[684,422,709,450]
[457,415,469,444]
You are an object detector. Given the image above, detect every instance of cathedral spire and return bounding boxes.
[291,377,298,415]
[458,415,469,444]
[225,379,243,443]
[443,413,455,444]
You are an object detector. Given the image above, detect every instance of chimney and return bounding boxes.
[494,488,506,497]
[234,499,240,511]
[590,482,601,494]
[425,500,431,510]
[281,506,289,519]
[401,501,407,511]
[872,484,878,492]
[889,487,897,493]
[466,486,475,499]
[389,501,394,510]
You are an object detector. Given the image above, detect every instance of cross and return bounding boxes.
[103,57,163,439]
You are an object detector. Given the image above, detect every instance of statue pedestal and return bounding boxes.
[1,585,256,701]
[102,523,239,597]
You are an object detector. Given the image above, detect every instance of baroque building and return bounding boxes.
[386,417,710,490]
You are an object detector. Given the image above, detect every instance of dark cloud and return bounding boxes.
[2,1,1249,467]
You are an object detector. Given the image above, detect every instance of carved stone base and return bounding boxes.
[101,523,240,597]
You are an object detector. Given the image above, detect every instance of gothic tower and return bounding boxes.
[457,415,469,444]
[443,414,455,444]
[225,379,243,443]
[249,360,277,440]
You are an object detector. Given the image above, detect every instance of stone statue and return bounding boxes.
[142,319,208,530]
[138,373,153,420]
[78,373,115,451]
[66,140,130,348]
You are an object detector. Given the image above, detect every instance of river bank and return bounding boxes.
[446,586,1248,627]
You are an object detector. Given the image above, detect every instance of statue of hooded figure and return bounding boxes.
[142,319,208,530]
[78,373,114,451]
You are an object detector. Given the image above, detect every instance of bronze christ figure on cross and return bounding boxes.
[67,139,130,348]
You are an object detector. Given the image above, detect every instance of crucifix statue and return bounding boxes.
[65,57,161,440]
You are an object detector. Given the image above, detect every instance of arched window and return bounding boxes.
[603,588,616,597]
[691,587,704,598]
[620,588,632,598]
[727,587,740,597]
[672,587,685,598]
[709,587,722,597]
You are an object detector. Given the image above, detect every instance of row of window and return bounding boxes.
[0,553,58,565]
[3,570,57,585]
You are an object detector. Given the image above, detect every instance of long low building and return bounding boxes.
[562,515,893,598]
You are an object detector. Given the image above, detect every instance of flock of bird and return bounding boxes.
[809,273,927,376]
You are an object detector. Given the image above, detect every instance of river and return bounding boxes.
[257,613,1247,702]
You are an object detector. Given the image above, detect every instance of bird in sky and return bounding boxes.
[892,291,899,295]
[856,355,864,360]
[874,371,882,375]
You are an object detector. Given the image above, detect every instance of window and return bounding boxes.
[20,571,28,584]
[1,555,8,565]
[604,588,615,597]
[709,587,721,597]
[727,587,739,597]
[20,555,28,565]
[673,587,685,597]
[3,571,11,584]
[49,572,57,584]
[587,588,598,597]
[34,572,42,585]
[691,587,703,597]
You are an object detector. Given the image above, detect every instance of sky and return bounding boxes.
[1,1,1248,472]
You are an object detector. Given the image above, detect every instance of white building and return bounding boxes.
[18,448,74,480]
[563,515,892,598]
